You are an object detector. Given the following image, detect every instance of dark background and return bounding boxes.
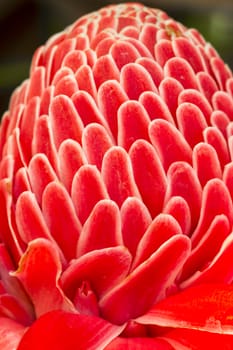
[0,0,232,117]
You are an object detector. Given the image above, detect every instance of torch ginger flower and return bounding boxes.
[1,2,233,349]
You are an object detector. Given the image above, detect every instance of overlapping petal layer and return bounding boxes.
[0,2,233,349]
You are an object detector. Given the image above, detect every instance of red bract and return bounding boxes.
[0,2,233,349]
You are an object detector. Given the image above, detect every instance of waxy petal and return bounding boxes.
[110,40,140,70]
[203,126,230,168]
[27,66,45,101]
[137,58,164,88]
[13,167,31,203]
[51,66,73,88]
[139,91,174,124]
[191,179,233,247]
[164,57,198,89]
[58,139,87,192]
[213,91,233,119]
[77,199,123,256]
[72,90,109,129]
[126,37,152,58]
[133,214,182,269]
[197,71,218,103]
[28,153,58,205]
[95,14,117,35]
[121,197,152,257]
[50,95,84,149]
[102,146,141,207]
[92,28,114,52]
[15,191,52,244]
[50,38,76,80]
[178,89,212,124]
[121,63,157,100]
[75,65,97,98]
[98,80,128,138]
[155,39,175,68]
[71,164,109,224]
[163,196,191,235]
[180,214,230,282]
[19,97,40,164]
[82,123,113,170]
[140,23,158,56]
[211,57,232,90]
[149,120,192,171]
[172,37,206,73]
[17,310,124,350]
[95,37,116,58]
[176,102,207,148]
[54,74,78,97]
[129,140,167,217]
[137,284,233,334]
[118,100,150,151]
[61,246,132,299]
[187,28,206,45]
[62,49,87,72]
[211,111,229,139]
[165,161,202,230]
[93,55,120,88]
[100,235,191,325]
[40,86,54,115]
[13,238,74,318]
[42,181,81,261]
[9,128,26,174]
[31,115,58,172]
[193,143,222,186]
[182,232,233,287]
[117,15,139,32]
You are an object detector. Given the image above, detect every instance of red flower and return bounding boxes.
[0,2,233,349]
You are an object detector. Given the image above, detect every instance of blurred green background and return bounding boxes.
[0,0,232,117]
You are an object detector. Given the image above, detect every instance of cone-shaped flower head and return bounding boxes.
[0,3,233,349]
